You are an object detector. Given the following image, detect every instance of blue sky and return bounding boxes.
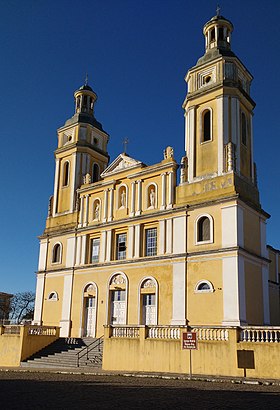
[1,0,279,293]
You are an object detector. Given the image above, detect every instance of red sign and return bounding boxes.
[182,332,198,350]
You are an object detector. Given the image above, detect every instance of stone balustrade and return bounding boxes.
[192,327,229,341]
[240,326,280,343]
[148,326,181,340]
[112,326,140,338]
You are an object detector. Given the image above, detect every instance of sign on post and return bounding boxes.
[182,332,198,350]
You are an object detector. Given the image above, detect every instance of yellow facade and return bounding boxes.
[33,11,279,361]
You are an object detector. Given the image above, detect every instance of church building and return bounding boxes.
[33,13,280,339]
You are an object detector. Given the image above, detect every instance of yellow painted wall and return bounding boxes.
[243,208,261,255]
[103,327,280,379]
[42,275,64,326]
[244,261,263,325]
[187,258,223,325]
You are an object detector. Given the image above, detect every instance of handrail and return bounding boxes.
[76,335,104,367]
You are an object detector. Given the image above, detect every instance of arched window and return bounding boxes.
[196,215,213,243]
[62,162,70,186]
[92,163,100,183]
[52,243,62,263]
[241,112,247,146]
[48,291,58,301]
[210,28,215,42]
[195,280,214,293]
[108,273,128,325]
[139,277,158,325]
[218,27,224,41]
[202,109,211,142]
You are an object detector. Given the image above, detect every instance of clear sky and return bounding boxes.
[1,0,279,294]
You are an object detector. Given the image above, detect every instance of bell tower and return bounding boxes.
[51,80,109,217]
[183,13,256,195]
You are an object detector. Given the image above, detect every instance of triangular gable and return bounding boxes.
[101,153,145,178]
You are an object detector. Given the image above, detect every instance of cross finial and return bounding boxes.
[85,72,88,86]
[122,137,129,154]
[216,4,221,16]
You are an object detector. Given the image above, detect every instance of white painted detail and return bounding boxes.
[171,262,187,325]
[217,96,223,175]
[260,219,268,258]
[221,205,237,247]
[52,158,60,215]
[173,215,187,254]
[134,224,141,258]
[33,273,45,325]
[70,153,76,212]
[108,188,114,221]
[99,231,107,263]
[103,189,108,221]
[38,240,48,271]
[223,96,229,145]
[136,180,142,215]
[262,265,270,324]
[75,236,81,266]
[60,273,74,337]
[66,237,76,267]
[130,181,136,216]
[160,173,166,210]
[237,206,244,248]
[188,107,195,182]
[84,195,89,227]
[222,255,246,326]
[166,218,173,254]
[159,219,166,255]
[127,226,134,258]
[81,235,87,265]
[105,230,112,262]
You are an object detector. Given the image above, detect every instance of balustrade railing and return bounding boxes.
[27,326,57,336]
[112,326,140,338]
[240,327,280,343]
[3,325,21,335]
[192,327,229,341]
[148,326,181,340]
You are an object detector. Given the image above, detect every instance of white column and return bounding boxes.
[84,195,89,227]
[160,173,167,210]
[38,239,48,271]
[70,153,76,212]
[53,158,60,215]
[222,255,247,326]
[66,237,76,267]
[80,235,87,264]
[75,236,82,266]
[134,224,141,258]
[231,97,240,173]
[130,181,136,217]
[105,230,112,262]
[78,196,84,228]
[217,96,224,175]
[103,189,108,222]
[171,262,187,325]
[262,265,270,324]
[60,273,74,337]
[136,180,142,216]
[159,219,166,255]
[127,226,134,258]
[187,107,195,182]
[99,231,107,263]
[173,215,187,254]
[33,273,45,325]
[167,171,174,209]
[166,218,173,254]
[108,188,114,221]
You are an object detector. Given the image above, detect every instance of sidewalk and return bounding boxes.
[0,365,279,386]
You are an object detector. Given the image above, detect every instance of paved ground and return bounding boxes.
[0,370,279,409]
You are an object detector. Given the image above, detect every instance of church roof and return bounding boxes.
[101,153,145,178]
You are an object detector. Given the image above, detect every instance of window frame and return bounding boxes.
[116,232,127,260]
[145,227,157,257]
[62,161,70,187]
[52,242,62,264]
[201,108,213,143]
[90,237,100,263]
[194,280,214,294]
[195,214,214,245]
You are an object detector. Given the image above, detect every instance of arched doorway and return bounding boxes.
[83,283,97,337]
[108,273,127,325]
[139,278,158,325]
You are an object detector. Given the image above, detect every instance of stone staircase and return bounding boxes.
[21,337,103,369]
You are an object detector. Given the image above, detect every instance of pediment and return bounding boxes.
[101,153,145,177]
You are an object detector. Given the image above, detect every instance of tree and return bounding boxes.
[9,291,35,324]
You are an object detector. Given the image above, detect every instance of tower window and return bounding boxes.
[218,27,224,41]
[52,243,62,263]
[196,215,213,243]
[92,163,100,182]
[195,280,214,293]
[91,238,100,263]
[202,109,211,142]
[210,28,215,42]
[62,162,70,186]
[241,113,247,146]
[145,228,157,256]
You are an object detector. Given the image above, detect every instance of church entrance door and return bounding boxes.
[84,297,96,337]
[111,290,126,324]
